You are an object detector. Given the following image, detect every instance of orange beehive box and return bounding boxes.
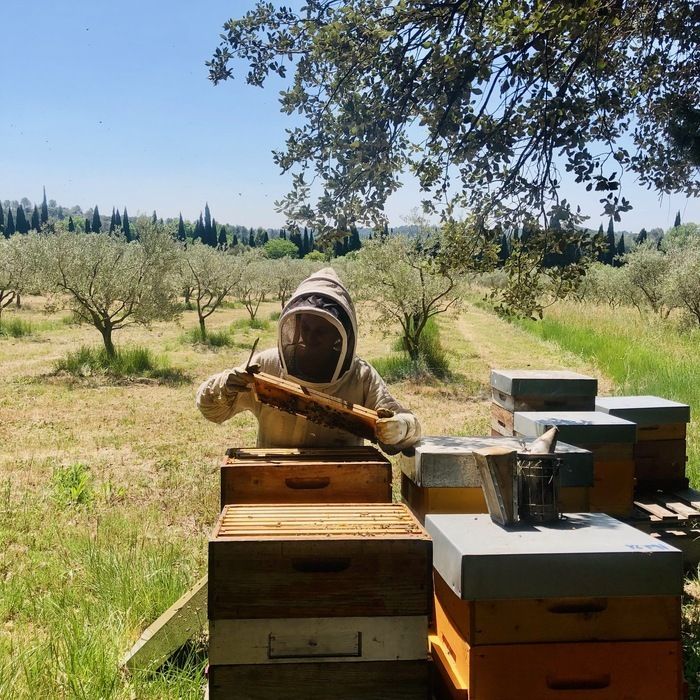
[430,634,683,700]
[208,503,432,620]
[634,439,687,484]
[221,446,391,507]
[433,571,680,649]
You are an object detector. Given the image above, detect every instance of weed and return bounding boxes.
[52,462,93,507]
[182,327,233,348]
[0,317,33,337]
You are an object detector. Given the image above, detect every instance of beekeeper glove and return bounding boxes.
[224,365,258,395]
[376,408,411,446]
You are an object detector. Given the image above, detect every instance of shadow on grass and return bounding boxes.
[51,345,191,385]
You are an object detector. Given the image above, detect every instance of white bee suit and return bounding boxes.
[196,268,421,449]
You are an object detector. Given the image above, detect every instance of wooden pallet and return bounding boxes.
[630,488,700,532]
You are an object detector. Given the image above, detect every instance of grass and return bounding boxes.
[0,316,33,337]
[182,326,234,348]
[372,317,450,382]
[231,316,269,331]
[54,345,189,383]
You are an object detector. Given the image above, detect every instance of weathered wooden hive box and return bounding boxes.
[595,396,691,489]
[220,446,392,508]
[208,503,432,700]
[514,411,637,517]
[398,436,594,521]
[427,513,684,700]
[490,369,598,437]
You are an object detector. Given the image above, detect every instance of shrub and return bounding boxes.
[52,462,93,507]
[54,345,187,382]
[0,317,33,337]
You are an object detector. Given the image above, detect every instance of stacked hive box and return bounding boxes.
[220,446,392,507]
[426,513,684,700]
[595,396,691,491]
[514,411,637,518]
[398,436,594,521]
[208,503,432,700]
[490,369,597,438]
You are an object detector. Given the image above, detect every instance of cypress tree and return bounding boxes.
[31,205,40,231]
[262,231,269,245]
[595,223,606,261]
[309,231,315,251]
[218,225,228,249]
[232,233,239,246]
[152,210,158,225]
[211,220,218,248]
[674,211,681,227]
[498,232,510,266]
[302,230,309,255]
[636,228,647,245]
[40,187,49,224]
[605,218,616,265]
[615,234,626,266]
[204,203,213,245]
[248,229,256,247]
[68,216,75,232]
[0,202,4,234]
[57,206,64,220]
[115,209,122,227]
[349,224,361,252]
[122,208,131,241]
[5,210,15,237]
[109,208,116,233]
[16,206,29,234]
[85,217,91,233]
[177,213,186,242]
[91,205,102,233]
[280,229,287,240]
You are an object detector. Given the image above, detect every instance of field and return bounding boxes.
[0,295,698,698]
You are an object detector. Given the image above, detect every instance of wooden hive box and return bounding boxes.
[221,446,392,508]
[596,396,691,488]
[430,635,683,700]
[490,370,597,436]
[209,503,432,620]
[514,411,637,516]
[427,512,684,700]
[208,503,432,700]
[398,436,593,522]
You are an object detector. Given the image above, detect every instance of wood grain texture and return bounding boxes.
[209,504,432,619]
[433,571,681,646]
[208,660,431,700]
[589,458,635,517]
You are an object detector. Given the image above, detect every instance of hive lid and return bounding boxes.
[212,503,430,541]
[224,445,389,465]
[398,436,593,488]
[595,396,690,426]
[514,411,637,444]
[426,512,682,600]
[491,369,597,397]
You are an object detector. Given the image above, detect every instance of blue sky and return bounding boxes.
[1,0,697,231]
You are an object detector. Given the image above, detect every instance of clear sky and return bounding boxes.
[1,0,697,232]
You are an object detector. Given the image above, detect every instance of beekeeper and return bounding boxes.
[196,268,421,451]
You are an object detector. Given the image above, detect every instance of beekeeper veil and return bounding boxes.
[278,268,357,387]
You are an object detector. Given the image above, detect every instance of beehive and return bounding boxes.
[514,411,637,517]
[490,369,597,436]
[221,446,391,507]
[208,503,432,700]
[398,436,593,522]
[427,513,684,700]
[596,396,691,489]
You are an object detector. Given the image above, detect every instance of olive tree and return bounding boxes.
[346,233,463,360]
[272,257,319,308]
[621,243,674,317]
[40,225,180,356]
[181,242,244,338]
[236,252,274,321]
[0,234,38,320]
[664,247,700,327]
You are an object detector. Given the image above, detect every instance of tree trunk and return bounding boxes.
[199,315,207,339]
[184,287,192,310]
[100,324,116,358]
[15,293,21,309]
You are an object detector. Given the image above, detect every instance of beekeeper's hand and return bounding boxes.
[375,408,410,446]
[224,365,259,394]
